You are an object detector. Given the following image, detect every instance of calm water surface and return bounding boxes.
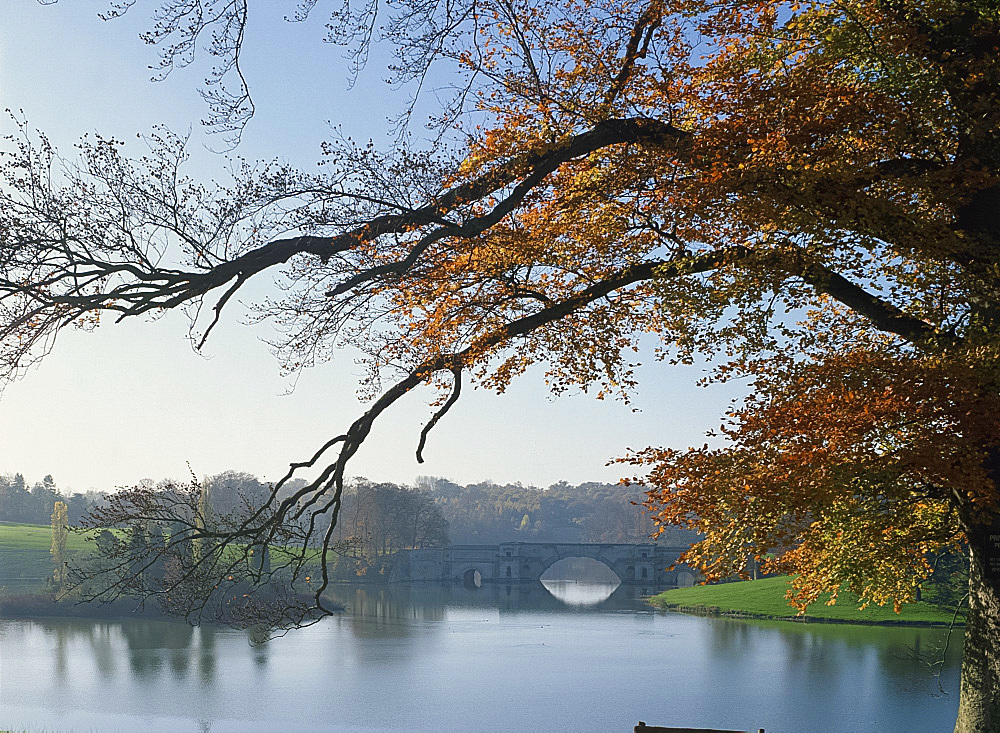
[0,581,962,732]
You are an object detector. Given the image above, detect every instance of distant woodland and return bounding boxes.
[0,473,106,526]
[0,470,695,548]
[1,469,697,586]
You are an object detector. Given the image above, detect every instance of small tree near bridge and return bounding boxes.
[50,500,68,590]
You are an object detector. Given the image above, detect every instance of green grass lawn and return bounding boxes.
[0,522,105,589]
[0,521,326,587]
[650,575,964,625]
[0,521,344,622]
[2,522,64,585]
[0,521,95,551]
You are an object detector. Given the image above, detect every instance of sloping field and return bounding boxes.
[0,521,93,551]
[0,522,93,587]
[0,522,324,586]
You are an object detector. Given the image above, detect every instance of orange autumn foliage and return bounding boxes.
[624,340,1000,611]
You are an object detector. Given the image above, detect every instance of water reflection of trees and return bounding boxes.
[38,617,227,686]
[89,624,119,680]
[42,620,122,682]
[198,626,217,684]
[704,617,963,692]
[321,585,447,638]
[122,621,194,680]
[20,589,965,708]
[37,586,961,695]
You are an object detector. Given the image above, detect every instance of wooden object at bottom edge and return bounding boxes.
[634,722,765,733]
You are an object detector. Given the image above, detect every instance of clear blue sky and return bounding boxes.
[0,1,742,493]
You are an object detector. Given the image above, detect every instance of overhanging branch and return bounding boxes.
[785,252,959,346]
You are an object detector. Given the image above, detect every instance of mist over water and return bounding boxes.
[0,582,961,732]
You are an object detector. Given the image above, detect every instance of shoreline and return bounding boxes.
[0,590,345,625]
[650,599,966,627]
[647,575,966,628]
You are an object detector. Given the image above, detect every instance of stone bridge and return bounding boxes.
[389,542,697,587]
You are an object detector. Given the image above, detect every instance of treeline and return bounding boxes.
[0,470,275,527]
[0,473,107,525]
[0,469,966,602]
[330,479,449,553]
[415,476,695,545]
[1,470,690,548]
[292,475,689,551]
[317,479,449,579]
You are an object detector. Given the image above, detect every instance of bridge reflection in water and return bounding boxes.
[540,579,620,606]
[320,579,659,638]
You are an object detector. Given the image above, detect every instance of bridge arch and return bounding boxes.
[501,543,670,585]
[539,555,621,584]
[462,568,483,589]
[531,546,627,584]
[674,570,696,587]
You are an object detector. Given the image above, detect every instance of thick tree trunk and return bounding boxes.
[954,516,1000,733]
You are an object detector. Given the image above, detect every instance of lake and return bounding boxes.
[0,581,962,732]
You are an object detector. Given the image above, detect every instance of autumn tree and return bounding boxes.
[50,500,68,589]
[1,0,998,728]
[328,480,449,576]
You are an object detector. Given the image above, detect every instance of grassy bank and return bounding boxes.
[0,522,344,622]
[0,521,89,589]
[0,521,357,590]
[650,575,965,626]
[0,521,94,551]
